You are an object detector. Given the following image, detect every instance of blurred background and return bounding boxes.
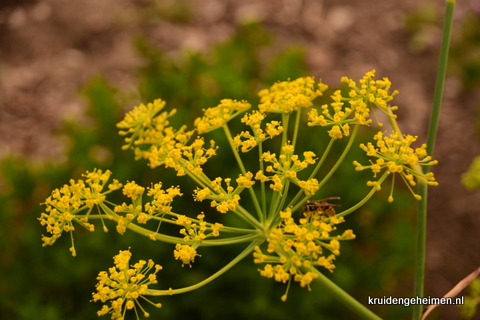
[1,0,479,319]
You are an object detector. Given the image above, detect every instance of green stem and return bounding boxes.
[286,137,335,211]
[425,1,455,160]
[281,113,290,146]
[336,171,389,218]
[192,174,262,229]
[259,141,267,220]
[147,239,263,296]
[99,203,260,246]
[317,124,359,191]
[234,205,264,230]
[223,125,248,174]
[275,180,290,216]
[267,184,281,221]
[267,180,290,229]
[223,125,264,220]
[292,109,302,147]
[387,107,403,135]
[413,2,455,320]
[185,167,210,189]
[413,182,428,319]
[310,137,335,179]
[87,208,258,234]
[308,267,382,320]
[289,126,359,215]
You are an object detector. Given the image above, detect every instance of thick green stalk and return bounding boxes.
[413,182,428,320]
[309,267,382,320]
[425,1,455,159]
[412,1,455,320]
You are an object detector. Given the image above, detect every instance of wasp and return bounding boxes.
[301,197,341,218]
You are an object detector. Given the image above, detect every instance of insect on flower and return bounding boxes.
[301,197,341,218]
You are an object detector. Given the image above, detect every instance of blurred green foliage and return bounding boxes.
[462,156,480,190]
[405,2,480,131]
[405,2,479,89]
[0,21,416,320]
[404,1,442,53]
[448,11,480,94]
[460,278,480,319]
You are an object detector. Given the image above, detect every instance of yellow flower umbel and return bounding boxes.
[307,69,400,141]
[233,110,284,153]
[353,131,439,201]
[193,174,255,213]
[117,99,178,152]
[114,181,147,235]
[38,169,122,256]
[194,99,251,134]
[92,250,162,320]
[114,182,183,235]
[144,183,182,219]
[254,208,355,300]
[39,70,443,320]
[257,144,318,195]
[174,213,224,267]
[258,77,327,114]
[117,99,219,175]
[340,70,399,118]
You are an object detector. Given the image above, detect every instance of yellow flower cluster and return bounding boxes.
[114,181,146,234]
[253,207,355,296]
[193,173,255,213]
[194,99,251,134]
[92,250,162,320]
[258,77,327,113]
[145,183,182,217]
[117,99,219,175]
[122,181,145,200]
[114,203,142,235]
[165,138,218,176]
[39,169,122,255]
[176,213,224,243]
[41,70,443,319]
[307,70,399,139]
[174,213,223,266]
[342,70,399,115]
[233,111,284,152]
[307,89,361,140]
[117,99,177,151]
[114,182,183,234]
[257,144,318,195]
[353,131,439,201]
[174,244,199,267]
